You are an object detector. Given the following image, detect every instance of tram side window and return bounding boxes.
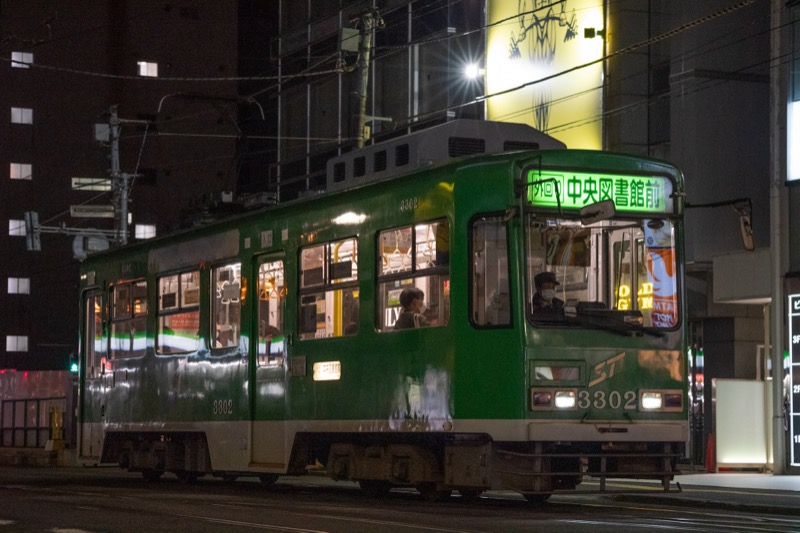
[212,263,242,350]
[83,293,105,377]
[257,260,285,365]
[110,280,147,359]
[298,237,359,340]
[158,271,200,354]
[472,216,511,327]
[377,219,450,331]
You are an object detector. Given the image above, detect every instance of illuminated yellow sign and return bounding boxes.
[616,283,654,311]
[313,361,341,381]
[486,0,604,149]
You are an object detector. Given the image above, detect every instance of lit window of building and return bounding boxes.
[135,224,157,240]
[8,219,26,237]
[11,51,33,68]
[8,277,30,294]
[6,336,28,352]
[11,107,33,124]
[10,163,32,180]
[137,61,158,77]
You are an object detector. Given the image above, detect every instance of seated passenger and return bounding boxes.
[532,271,564,313]
[394,287,431,330]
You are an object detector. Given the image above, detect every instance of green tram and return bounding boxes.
[77,120,687,500]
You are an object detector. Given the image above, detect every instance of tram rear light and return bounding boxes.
[640,391,663,410]
[531,391,552,408]
[664,392,683,409]
[554,390,576,409]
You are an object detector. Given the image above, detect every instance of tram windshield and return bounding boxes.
[525,215,678,330]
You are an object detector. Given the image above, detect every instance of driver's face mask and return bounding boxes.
[541,289,555,302]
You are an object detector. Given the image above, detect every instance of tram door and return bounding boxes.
[250,256,287,467]
[78,290,105,460]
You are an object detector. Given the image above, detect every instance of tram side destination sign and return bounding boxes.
[526,171,675,215]
[790,294,800,465]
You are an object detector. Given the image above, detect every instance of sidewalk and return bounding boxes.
[678,471,800,492]
[613,470,800,516]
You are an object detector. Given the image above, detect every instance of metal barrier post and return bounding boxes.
[45,404,64,451]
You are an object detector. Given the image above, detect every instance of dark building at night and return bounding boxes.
[1,2,241,369]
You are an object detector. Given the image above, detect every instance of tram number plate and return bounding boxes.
[213,399,233,415]
[577,390,637,410]
[399,197,418,212]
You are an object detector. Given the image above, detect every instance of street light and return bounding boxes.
[463,63,482,80]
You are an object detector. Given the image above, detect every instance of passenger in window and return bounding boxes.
[486,289,510,325]
[344,299,359,335]
[435,222,449,266]
[532,272,564,313]
[216,328,235,348]
[395,287,431,329]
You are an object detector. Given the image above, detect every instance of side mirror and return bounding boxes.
[733,201,754,251]
[739,213,754,251]
[580,199,615,225]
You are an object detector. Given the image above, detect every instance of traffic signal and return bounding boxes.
[69,354,79,374]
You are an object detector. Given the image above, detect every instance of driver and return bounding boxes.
[532,271,564,313]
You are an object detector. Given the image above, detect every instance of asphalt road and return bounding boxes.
[1,467,800,532]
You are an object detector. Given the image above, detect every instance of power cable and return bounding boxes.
[399,0,762,127]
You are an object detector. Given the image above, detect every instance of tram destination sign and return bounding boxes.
[526,171,674,214]
[790,294,800,465]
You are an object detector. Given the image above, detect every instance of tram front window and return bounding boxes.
[525,216,678,329]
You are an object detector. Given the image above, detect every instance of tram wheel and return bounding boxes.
[141,469,163,482]
[415,483,451,503]
[259,474,279,486]
[457,489,483,502]
[175,470,199,484]
[359,480,392,497]
[524,493,551,504]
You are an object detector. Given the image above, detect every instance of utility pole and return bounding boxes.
[769,0,786,475]
[355,8,383,149]
[24,106,146,257]
[109,105,137,246]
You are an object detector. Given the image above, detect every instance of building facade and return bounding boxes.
[0,1,240,369]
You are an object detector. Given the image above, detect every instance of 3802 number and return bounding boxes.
[399,197,418,212]
[213,399,233,415]
[578,390,637,410]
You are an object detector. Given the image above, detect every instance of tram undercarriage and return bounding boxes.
[98,428,681,499]
[325,436,681,499]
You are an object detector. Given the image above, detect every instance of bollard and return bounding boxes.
[705,433,716,473]
[45,404,64,452]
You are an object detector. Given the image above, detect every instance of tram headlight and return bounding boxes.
[554,390,577,409]
[639,390,684,411]
[640,391,663,410]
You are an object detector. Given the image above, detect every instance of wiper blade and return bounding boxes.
[567,310,665,337]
